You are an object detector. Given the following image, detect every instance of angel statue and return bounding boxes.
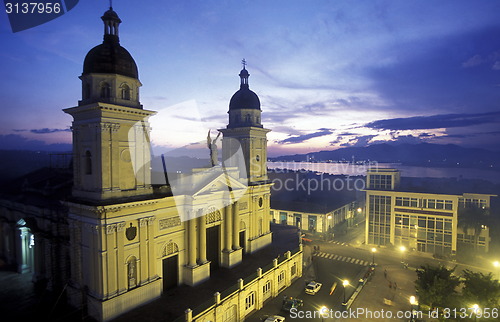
[207,130,221,167]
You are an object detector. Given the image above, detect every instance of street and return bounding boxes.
[247,221,497,321]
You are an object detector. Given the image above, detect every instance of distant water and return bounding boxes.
[267,161,500,184]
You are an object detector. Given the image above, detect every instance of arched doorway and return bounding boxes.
[239,220,246,254]
[16,219,34,274]
[161,242,179,290]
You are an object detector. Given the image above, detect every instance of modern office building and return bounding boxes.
[365,168,495,255]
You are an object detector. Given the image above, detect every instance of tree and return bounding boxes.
[415,264,461,309]
[461,269,500,308]
[458,204,490,251]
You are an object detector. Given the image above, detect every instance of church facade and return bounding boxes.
[0,7,274,322]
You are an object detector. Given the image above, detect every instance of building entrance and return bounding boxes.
[162,255,178,290]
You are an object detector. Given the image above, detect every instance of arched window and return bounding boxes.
[127,256,137,289]
[100,82,110,98]
[245,114,251,123]
[121,84,130,100]
[84,151,92,175]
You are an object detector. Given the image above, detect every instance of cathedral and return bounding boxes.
[0,7,275,321]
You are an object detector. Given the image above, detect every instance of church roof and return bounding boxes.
[82,8,138,79]
[83,42,138,79]
[229,87,261,110]
[229,65,261,110]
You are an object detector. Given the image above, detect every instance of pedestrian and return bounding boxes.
[384,269,387,279]
[394,282,397,289]
[389,281,392,288]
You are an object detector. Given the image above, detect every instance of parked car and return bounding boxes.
[281,297,304,312]
[264,315,286,322]
[305,281,322,295]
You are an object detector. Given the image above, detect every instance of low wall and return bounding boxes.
[179,245,303,322]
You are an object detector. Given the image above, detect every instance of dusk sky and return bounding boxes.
[1,0,500,157]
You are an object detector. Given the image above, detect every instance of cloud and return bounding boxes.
[277,128,333,144]
[340,135,376,147]
[367,26,500,114]
[0,134,71,151]
[14,128,71,134]
[462,55,483,68]
[365,111,500,131]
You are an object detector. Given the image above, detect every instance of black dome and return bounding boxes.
[229,88,261,110]
[83,41,138,79]
[102,8,120,20]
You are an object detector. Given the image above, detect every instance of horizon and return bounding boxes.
[1,1,500,157]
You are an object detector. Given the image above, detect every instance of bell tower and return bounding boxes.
[220,60,270,183]
[64,7,155,201]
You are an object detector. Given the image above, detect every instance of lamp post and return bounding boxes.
[472,304,479,322]
[371,247,377,265]
[409,296,418,322]
[494,261,499,280]
[319,306,328,322]
[342,280,349,305]
[400,245,406,266]
[327,215,332,240]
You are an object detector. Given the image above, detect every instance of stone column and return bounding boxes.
[188,217,197,267]
[105,224,117,297]
[139,218,148,284]
[116,222,126,294]
[198,213,207,263]
[232,201,240,249]
[147,217,156,279]
[225,205,232,251]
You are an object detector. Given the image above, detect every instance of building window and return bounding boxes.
[127,256,137,289]
[291,262,297,276]
[263,280,271,294]
[278,270,285,285]
[368,195,391,245]
[85,151,92,175]
[245,292,255,310]
[100,82,110,98]
[369,174,392,190]
[223,305,237,322]
[121,84,131,100]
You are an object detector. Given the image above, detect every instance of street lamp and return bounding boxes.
[400,245,406,265]
[319,306,328,322]
[409,296,418,322]
[342,280,349,305]
[371,247,377,265]
[472,304,480,322]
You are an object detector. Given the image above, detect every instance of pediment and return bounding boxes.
[193,171,247,197]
